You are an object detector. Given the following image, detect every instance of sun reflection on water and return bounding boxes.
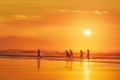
[83,60,90,80]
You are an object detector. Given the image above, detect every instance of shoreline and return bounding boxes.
[0,56,120,64]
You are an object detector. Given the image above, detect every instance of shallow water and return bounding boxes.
[0,58,120,80]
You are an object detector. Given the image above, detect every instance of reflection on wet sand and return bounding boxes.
[65,59,90,72]
[0,58,120,80]
[37,58,41,70]
[65,60,73,70]
[83,60,90,80]
[37,58,90,72]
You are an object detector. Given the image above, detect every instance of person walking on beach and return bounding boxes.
[37,49,41,58]
[80,50,83,59]
[65,50,71,59]
[87,49,90,59]
[69,49,74,59]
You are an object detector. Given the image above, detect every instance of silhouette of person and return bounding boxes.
[37,49,41,58]
[87,49,90,59]
[80,50,83,59]
[65,50,71,59]
[69,49,73,58]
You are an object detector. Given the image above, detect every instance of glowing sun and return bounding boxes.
[84,29,91,36]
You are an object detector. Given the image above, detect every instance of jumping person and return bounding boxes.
[65,50,71,59]
[69,49,73,58]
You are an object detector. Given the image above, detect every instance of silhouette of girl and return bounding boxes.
[37,49,41,58]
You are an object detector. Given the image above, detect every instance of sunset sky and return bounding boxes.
[0,0,120,52]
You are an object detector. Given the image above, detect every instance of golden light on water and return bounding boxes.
[83,61,90,80]
[83,61,90,75]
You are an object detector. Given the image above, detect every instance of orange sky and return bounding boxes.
[0,0,120,52]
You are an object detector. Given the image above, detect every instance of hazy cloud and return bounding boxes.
[12,15,40,20]
[0,16,6,22]
[54,9,108,15]
[94,10,108,15]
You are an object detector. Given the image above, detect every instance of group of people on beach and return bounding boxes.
[65,49,90,60]
[65,49,74,59]
[81,49,90,59]
[37,49,90,60]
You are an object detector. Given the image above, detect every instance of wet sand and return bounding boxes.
[0,58,120,80]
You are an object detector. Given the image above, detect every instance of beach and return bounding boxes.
[0,57,120,80]
[0,0,120,80]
